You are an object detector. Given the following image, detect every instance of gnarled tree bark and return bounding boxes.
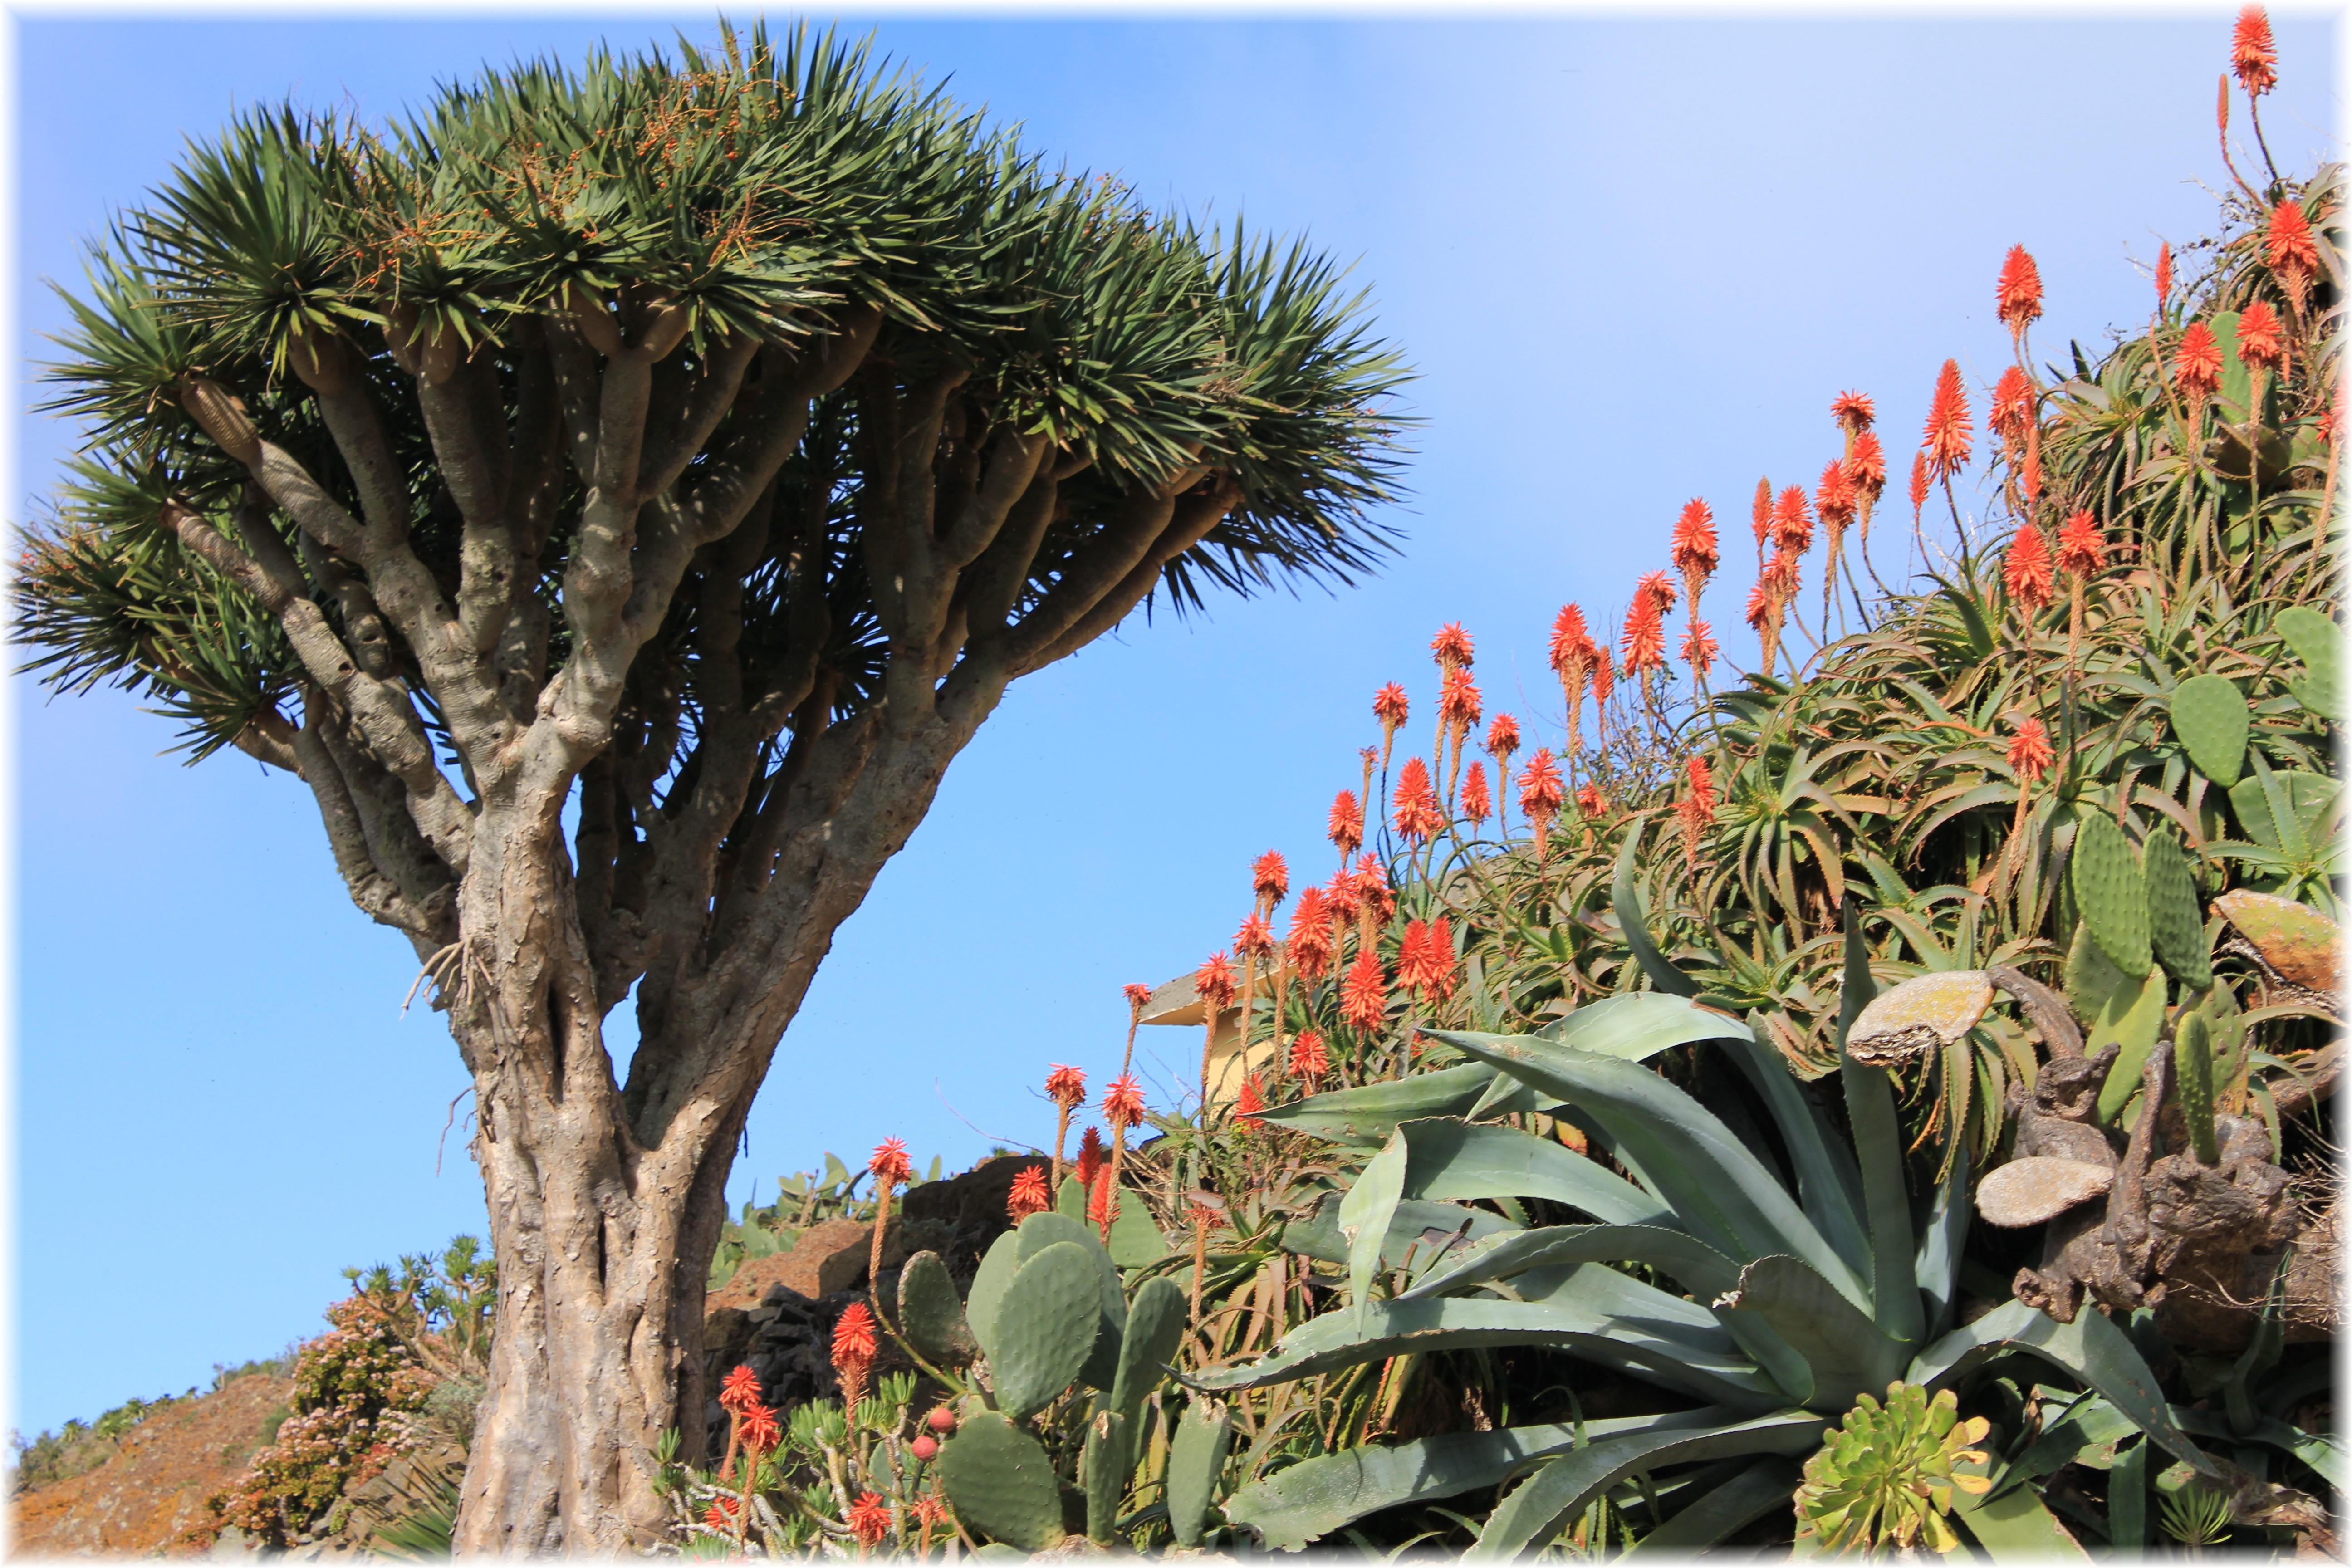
[162,295,1252,1549]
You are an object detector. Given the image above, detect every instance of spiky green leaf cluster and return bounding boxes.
[17,21,1408,756]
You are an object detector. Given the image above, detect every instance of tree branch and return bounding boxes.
[519,311,879,805]
[897,424,1049,664]
[1027,475,1243,671]
[637,331,764,500]
[162,500,475,876]
[230,708,303,773]
[291,691,454,947]
[967,483,1184,675]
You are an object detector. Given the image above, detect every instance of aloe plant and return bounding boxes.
[1193,908,2215,1554]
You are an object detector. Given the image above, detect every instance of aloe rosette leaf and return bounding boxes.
[1254,1062,1502,1147]
[1902,1297,2210,1475]
[1197,912,2210,1550]
[1221,1409,1729,1553]
[1194,1276,1784,1407]
[1470,1410,1832,1558]
[1435,1028,1875,1314]
[1620,1457,1804,1554]
[1280,1193,1519,1269]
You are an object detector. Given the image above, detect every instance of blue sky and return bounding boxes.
[10,11,2339,1437]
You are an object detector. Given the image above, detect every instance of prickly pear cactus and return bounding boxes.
[2072,810,2151,977]
[2175,1012,2219,1165]
[1109,1275,1188,1423]
[1082,1409,1127,1544]
[1010,1210,1128,1387]
[1165,1396,1235,1548]
[985,1240,1102,1420]
[1793,1382,1992,1554]
[965,1229,1024,1353]
[2063,921,2128,1023]
[2142,826,2214,991]
[2276,605,2340,720]
[2092,965,2168,1126]
[935,1411,1066,1551]
[897,1250,975,1365]
[911,1210,1193,1549]
[2169,674,2250,787]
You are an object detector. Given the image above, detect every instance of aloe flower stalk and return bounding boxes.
[1484,712,1520,833]
[1044,1064,1087,1194]
[866,1138,914,1303]
[1194,952,1238,1117]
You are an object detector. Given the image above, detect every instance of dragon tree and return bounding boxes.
[16,26,1405,1551]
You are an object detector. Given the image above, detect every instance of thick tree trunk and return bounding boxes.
[454,1088,728,1553]
[441,786,735,1555]
[446,704,991,1553]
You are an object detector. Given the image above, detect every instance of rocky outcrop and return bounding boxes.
[697,1157,1037,1457]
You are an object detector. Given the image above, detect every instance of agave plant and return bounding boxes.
[1193,907,2215,1553]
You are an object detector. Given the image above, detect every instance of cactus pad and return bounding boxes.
[1083,1409,1128,1544]
[2214,889,2340,993]
[2275,606,2340,720]
[1015,1209,1094,1259]
[1014,1210,1128,1390]
[1166,1396,1235,1548]
[2175,1012,2219,1166]
[2071,812,2151,978]
[1105,1194,1172,1268]
[965,1230,1024,1355]
[935,1411,1066,1552]
[2169,675,2249,787]
[2091,965,2166,1125]
[1109,1275,1189,1423]
[2141,827,2213,990]
[2063,922,2127,1025]
[897,1250,976,1366]
[986,1240,1101,1419]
